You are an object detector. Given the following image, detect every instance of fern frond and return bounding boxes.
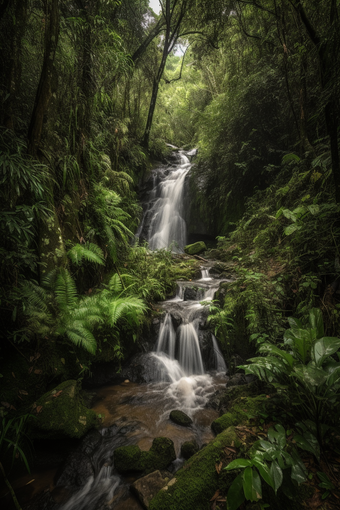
[64,324,97,354]
[106,296,146,327]
[67,243,105,266]
[55,268,78,311]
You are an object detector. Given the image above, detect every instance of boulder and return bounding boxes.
[114,437,176,474]
[180,440,199,460]
[120,353,169,383]
[169,410,193,427]
[31,380,97,439]
[184,241,207,256]
[131,470,173,509]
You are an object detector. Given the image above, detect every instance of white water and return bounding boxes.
[146,152,191,252]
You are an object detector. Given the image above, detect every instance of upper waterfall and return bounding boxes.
[137,151,191,252]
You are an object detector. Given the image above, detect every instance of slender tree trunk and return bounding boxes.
[28,0,60,157]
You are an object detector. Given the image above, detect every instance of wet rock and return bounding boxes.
[183,286,199,301]
[114,437,176,474]
[227,373,257,387]
[180,440,199,460]
[120,353,174,383]
[131,470,173,509]
[169,410,193,427]
[184,241,207,255]
[56,450,94,487]
[30,380,97,439]
[55,429,102,487]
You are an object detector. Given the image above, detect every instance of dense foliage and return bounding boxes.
[1,1,340,505]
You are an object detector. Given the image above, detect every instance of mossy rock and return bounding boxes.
[114,437,176,474]
[170,410,193,427]
[184,241,207,255]
[211,395,267,435]
[30,379,97,439]
[181,440,199,459]
[149,427,240,510]
[114,445,141,473]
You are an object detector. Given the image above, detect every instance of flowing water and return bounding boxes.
[18,151,229,510]
[137,150,191,252]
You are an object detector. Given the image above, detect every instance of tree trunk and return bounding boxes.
[27,0,60,157]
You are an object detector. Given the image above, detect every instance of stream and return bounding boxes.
[21,150,229,510]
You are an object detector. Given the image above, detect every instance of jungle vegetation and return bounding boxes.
[1,0,340,507]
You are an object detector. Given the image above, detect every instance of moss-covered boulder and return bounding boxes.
[149,427,240,510]
[184,241,207,255]
[170,410,193,427]
[211,395,267,435]
[180,440,199,459]
[114,437,176,474]
[31,379,97,439]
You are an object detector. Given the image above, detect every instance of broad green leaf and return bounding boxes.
[267,424,286,449]
[252,459,275,490]
[252,469,262,499]
[290,448,307,484]
[293,364,327,387]
[269,460,283,493]
[225,458,252,470]
[227,473,245,510]
[259,345,294,369]
[294,433,320,461]
[243,466,261,502]
[309,308,324,338]
[312,337,340,367]
[287,317,303,330]
[327,365,340,386]
[308,204,320,215]
[284,224,301,236]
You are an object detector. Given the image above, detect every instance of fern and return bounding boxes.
[55,269,78,311]
[67,242,105,266]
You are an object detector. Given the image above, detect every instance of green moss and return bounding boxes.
[181,440,199,459]
[149,427,238,510]
[211,395,268,435]
[184,241,207,255]
[30,379,97,439]
[114,445,142,473]
[114,437,176,474]
[170,410,193,427]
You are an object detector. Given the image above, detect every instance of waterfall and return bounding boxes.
[178,322,204,375]
[138,151,191,252]
[155,312,176,358]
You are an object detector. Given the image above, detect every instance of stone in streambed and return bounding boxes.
[184,241,207,255]
[180,440,199,459]
[131,470,173,509]
[114,437,176,474]
[169,410,193,427]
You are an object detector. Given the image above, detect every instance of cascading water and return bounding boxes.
[43,152,230,510]
[137,151,191,251]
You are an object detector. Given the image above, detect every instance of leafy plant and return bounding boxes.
[225,424,308,510]
[242,308,340,443]
[317,471,336,499]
